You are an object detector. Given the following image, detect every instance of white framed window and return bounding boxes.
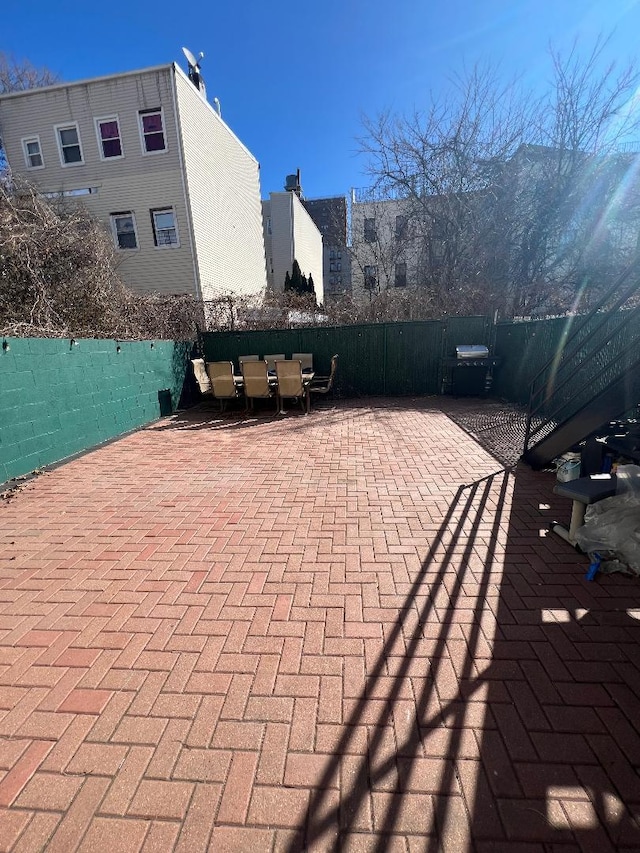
[138,109,166,154]
[55,123,84,166]
[150,207,179,247]
[95,116,123,159]
[22,135,44,169]
[110,212,138,250]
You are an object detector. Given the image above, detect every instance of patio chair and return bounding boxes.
[264,353,285,372]
[275,360,310,414]
[242,359,277,413]
[238,355,259,371]
[191,358,212,395]
[206,361,241,412]
[292,352,314,372]
[309,354,338,396]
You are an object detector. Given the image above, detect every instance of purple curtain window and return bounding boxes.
[142,114,162,133]
[100,121,119,140]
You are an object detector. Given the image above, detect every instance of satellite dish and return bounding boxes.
[181,47,206,98]
[182,46,199,69]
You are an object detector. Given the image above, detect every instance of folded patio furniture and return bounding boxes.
[191,358,212,395]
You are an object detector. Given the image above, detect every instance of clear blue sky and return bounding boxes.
[4,0,640,199]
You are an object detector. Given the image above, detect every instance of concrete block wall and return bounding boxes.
[0,337,191,484]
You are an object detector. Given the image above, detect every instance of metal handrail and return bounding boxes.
[526,303,640,438]
[526,319,640,442]
[524,260,640,452]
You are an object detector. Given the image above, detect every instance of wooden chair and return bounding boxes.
[242,360,277,413]
[292,352,313,372]
[206,361,240,412]
[309,354,338,397]
[275,360,310,414]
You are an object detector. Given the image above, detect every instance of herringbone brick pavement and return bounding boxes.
[1,398,639,851]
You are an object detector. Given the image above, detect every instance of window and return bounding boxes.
[432,217,447,240]
[364,217,377,242]
[111,212,138,250]
[55,123,83,165]
[330,260,342,272]
[22,136,44,169]
[395,262,407,288]
[95,116,123,159]
[395,215,408,240]
[364,265,378,290]
[151,207,179,247]
[267,217,272,235]
[139,109,166,153]
[42,187,99,199]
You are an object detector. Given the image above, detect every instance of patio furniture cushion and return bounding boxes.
[191,358,212,394]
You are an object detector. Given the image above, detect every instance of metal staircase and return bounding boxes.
[523,261,640,469]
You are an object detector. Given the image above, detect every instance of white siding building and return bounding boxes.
[0,63,268,302]
[262,191,323,304]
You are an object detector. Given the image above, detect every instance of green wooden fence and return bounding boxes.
[200,316,493,397]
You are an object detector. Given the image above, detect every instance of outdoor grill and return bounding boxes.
[442,344,501,395]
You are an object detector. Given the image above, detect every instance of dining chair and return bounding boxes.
[264,353,285,372]
[292,352,313,372]
[206,361,240,412]
[238,354,259,370]
[242,359,277,412]
[275,360,310,414]
[309,354,339,397]
[191,358,213,395]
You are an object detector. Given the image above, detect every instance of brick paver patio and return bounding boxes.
[1,398,640,851]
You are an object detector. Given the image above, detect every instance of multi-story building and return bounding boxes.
[0,62,268,302]
[350,189,423,302]
[302,195,351,300]
[262,181,323,304]
[350,144,640,312]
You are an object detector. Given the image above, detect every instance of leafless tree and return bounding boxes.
[358,39,640,318]
[0,52,59,94]
[0,178,205,340]
[358,64,530,315]
[506,39,640,315]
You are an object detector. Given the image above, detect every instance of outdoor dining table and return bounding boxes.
[232,370,315,389]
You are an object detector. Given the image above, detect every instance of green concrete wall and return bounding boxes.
[0,337,192,484]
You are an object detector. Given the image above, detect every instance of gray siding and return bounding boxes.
[175,70,267,301]
[0,66,193,295]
